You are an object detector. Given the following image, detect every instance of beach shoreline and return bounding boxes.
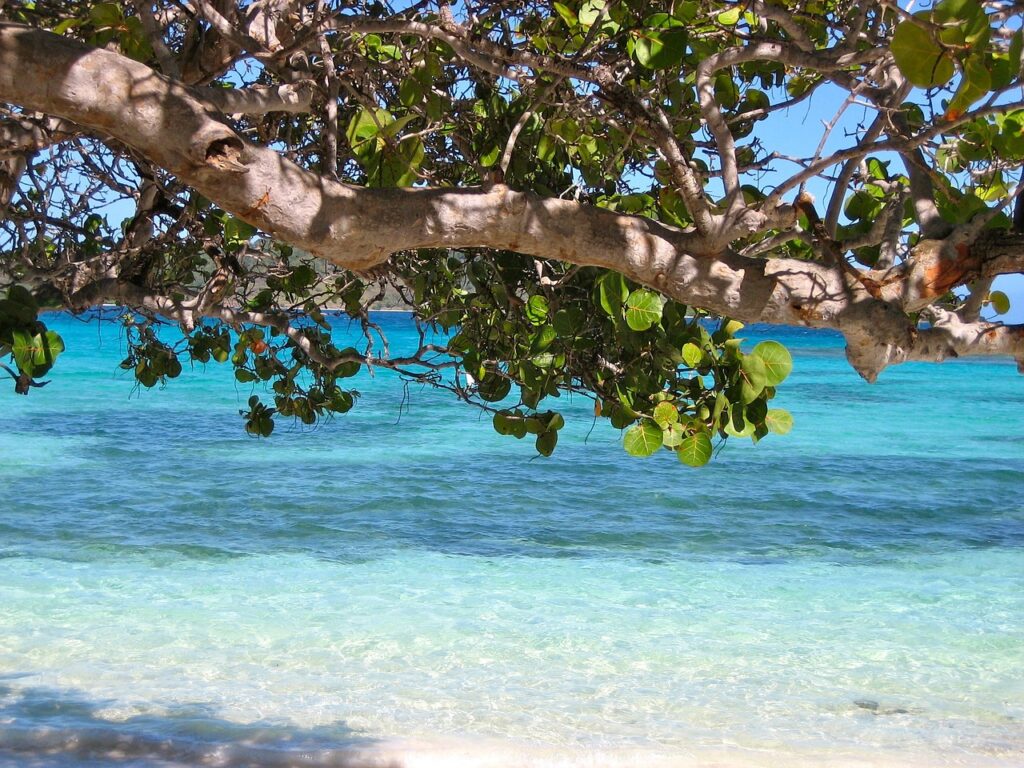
[1,733,1021,768]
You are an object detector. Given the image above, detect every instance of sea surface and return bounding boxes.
[0,311,1022,767]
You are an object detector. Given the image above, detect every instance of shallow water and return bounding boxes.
[0,312,1022,766]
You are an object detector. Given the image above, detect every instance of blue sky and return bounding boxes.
[751,83,1024,324]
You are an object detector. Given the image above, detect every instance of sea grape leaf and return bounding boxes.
[662,422,684,448]
[765,409,794,435]
[677,433,712,467]
[536,429,558,457]
[682,342,704,368]
[11,330,64,377]
[631,16,686,70]
[653,401,678,427]
[478,372,512,402]
[624,421,663,457]
[623,289,663,331]
[988,291,1011,315]
[752,341,793,386]
[892,19,955,88]
[739,353,767,403]
[526,294,550,325]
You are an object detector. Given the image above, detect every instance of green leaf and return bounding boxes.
[948,53,992,116]
[765,409,794,435]
[11,329,64,377]
[328,390,354,414]
[716,8,741,26]
[1010,30,1023,83]
[745,398,768,426]
[722,319,744,337]
[530,324,557,354]
[526,294,550,325]
[623,421,663,457]
[623,289,663,331]
[478,372,512,402]
[535,429,558,457]
[892,20,955,88]
[935,0,982,21]
[479,142,502,168]
[552,2,576,28]
[677,433,712,467]
[752,341,793,386]
[652,401,678,428]
[7,285,37,314]
[224,216,256,244]
[739,353,767,403]
[578,0,606,28]
[52,17,82,34]
[345,107,392,157]
[681,342,703,368]
[399,76,424,108]
[553,307,584,337]
[493,409,519,436]
[0,287,37,325]
[631,22,687,70]
[988,290,1011,315]
[89,2,123,28]
[661,422,684,448]
[596,272,627,318]
[246,414,275,438]
[712,391,729,427]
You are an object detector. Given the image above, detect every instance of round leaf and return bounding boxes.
[493,410,516,436]
[892,20,955,88]
[739,353,767,403]
[623,421,663,457]
[662,422,684,448]
[677,433,712,467]
[988,290,1011,315]
[478,373,512,402]
[526,294,549,325]
[653,401,679,428]
[623,289,663,332]
[752,341,793,386]
[765,409,794,435]
[535,430,558,457]
[681,342,704,368]
[632,26,687,70]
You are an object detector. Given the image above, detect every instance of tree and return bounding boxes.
[0,0,1022,465]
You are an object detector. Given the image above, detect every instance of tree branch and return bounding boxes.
[202,81,316,115]
[2,22,1020,383]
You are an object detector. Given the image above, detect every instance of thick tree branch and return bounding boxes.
[0,115,76,154]
[1,23,1021,382]
[202,81,316,115]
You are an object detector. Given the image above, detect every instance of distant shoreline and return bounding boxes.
[96,303,413,314]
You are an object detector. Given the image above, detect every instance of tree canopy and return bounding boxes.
[1,0,1023,465]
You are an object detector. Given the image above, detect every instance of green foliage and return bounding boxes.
[345,107,424,186]
[0,286,64,392]
[987,291,1011,316]
[8,0,1019,467]
[404,250,794,463]
[891,20,955,88]
[624,421,663,457]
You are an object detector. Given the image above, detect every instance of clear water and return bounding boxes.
[0,312,1022,767]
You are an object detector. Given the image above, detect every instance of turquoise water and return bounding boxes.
[0,312,1022,767]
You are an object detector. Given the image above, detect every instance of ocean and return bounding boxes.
[0,311,1021,767]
